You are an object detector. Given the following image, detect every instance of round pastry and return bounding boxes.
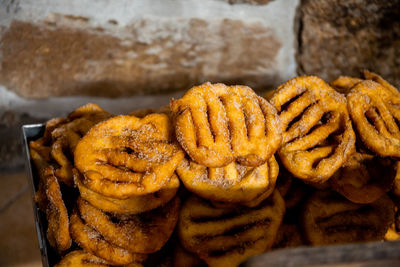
[176,155,278,206]
[330,152,395,204]
[178,190,285,267]
[347,80,400,158]
[301,191,395,246]
[73,168,179,215]
[54,250,112,267]
[74,114,185,198]
[50,103,112,186]
[171,82,281,167]
[70,207,147,265]
[270,76,355,183]
[76,196,180,254]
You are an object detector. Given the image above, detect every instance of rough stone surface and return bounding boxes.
[0,0,298,99]
[0,111,44,171]
[297,0,400,86]
[0,19,281,98]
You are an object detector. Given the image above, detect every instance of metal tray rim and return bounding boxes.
[22,123,50,267]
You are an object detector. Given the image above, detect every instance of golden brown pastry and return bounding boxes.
[171,82,281,167]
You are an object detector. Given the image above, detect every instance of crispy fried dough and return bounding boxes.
[73,168,179,215]
[330,70,399,97]
[392,162,400,197]
[385,209,400,241]
[176,156,278,205]
[275,167,293,197]
[30,146,71,253]
[330,76,363,95]
[171,82,281,167]
[77,197,180,254]
[129,105,171,118]
[50,104,112,186]
[55,250,144,267]
[330,152,395,204]
[284,178,309,210]
[362,70,400,97]
[30,104,111,187]
[30,118,68,210]
[302,191,395,246]
[45,166,71,254]
[272,223,305,249]
[30,147,51,211]
[347,80,400,158]
[270,76,355,183]
[209,186,280,209]
[74,114,184,198]
[70,208,147,265]
[29,117,67,160]
[384,224,400,241]
[178,190,285,267]
[173,243,206,267]
[55,250,109,267]
[263,89,276,101]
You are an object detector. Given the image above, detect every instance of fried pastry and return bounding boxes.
[272,223,305,249]
[129,105,171,118]
[301,191,395,246]
[330,76,363,95]
[210,186,280,209]
[73,168,179,215]
[44,166,71,254]
[29,151,71,254]
[178,190,285,267]
[70,207,147,265]
[30,146,52,212]
[74,114,185,198]
[270,76,355,183]
[176,155,278,206]
[384,225,400,241]
[50,103,112,186]
[330,70,399,97]
[330,152,395,204]
[29,117,67,162]
[275,167,292,198]
[55,250,109,267]
[385,209,400,241]
[392,162,400,197]
[30,147,71,254]
[173,243,206,267]
[362,70,400,97]
[30,104,111,187]
[76,196,180,254]
[171,82,281,167]
[347,80,400,158]
[283,178,309,211]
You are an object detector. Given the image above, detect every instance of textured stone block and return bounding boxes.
[297,0,400,87]
[0,19,281,98]
[0,0,298,98]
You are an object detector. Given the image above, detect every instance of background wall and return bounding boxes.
[0,0,399,170]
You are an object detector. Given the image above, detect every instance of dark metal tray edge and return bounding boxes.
[22,123,50,267]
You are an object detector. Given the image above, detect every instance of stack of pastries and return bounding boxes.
[29,71,400,267]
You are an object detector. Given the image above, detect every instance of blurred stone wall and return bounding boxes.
[0,0,297,99]
[297,0,400,86]
[0,0,399,170]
